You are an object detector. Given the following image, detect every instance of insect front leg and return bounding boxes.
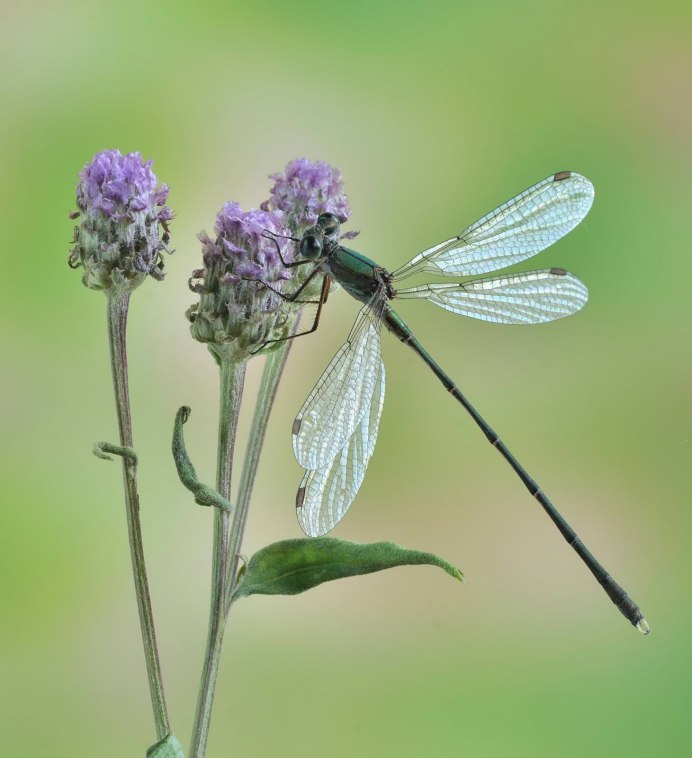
[262,233,317,270]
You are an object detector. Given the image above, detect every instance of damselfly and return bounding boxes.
[268,171,648,633]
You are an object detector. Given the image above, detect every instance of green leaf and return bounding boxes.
[146,733,185,758]
[232,537,463,600]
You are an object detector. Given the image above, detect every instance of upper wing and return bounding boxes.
[293,303,383,472]
[395,269,588,324]
[392,172,594,280]
[296,358,385,537]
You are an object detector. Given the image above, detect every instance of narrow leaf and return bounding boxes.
[146,733,185,757]
[232,537,463,600]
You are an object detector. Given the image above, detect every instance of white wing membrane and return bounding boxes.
[293,171,594,538]
[293,305,382,471]
[392,172,594,280]
[297,359,385,537]
[396,269,588,324]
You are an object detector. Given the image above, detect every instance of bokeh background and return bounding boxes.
[1,1,690,755]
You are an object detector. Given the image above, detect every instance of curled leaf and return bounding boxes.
[172,406,232,512]
[231,537,463,601]
[93,441,137,463]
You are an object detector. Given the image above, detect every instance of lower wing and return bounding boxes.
[395,269,588,324]
[297,358,386,537]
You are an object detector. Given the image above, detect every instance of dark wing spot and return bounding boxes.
[553,171,572,182]
[550,267,567,276]
[296,487,306,508]
[292,418,302,435]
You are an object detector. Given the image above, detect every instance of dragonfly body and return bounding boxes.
[285,171,648,633]
[322,246,396,303]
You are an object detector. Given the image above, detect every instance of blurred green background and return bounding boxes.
[1,0,690,755]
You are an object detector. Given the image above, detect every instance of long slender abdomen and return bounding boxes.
[381,306,648,632]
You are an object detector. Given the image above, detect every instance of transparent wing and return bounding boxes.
[396,269,588,324]
[296,358,385,537]
[293,302,383,471]
[392,172,594,280]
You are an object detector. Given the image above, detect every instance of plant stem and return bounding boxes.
[189,355,246,758]
[106,292,170,740]
[225,330,297,612]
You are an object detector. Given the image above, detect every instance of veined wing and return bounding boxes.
[396,269,588,324]
[297,358,385,537]
[293,302,383,471]
[392,172,594,280]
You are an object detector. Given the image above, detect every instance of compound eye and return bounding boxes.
[317,212,339,236]
[299,233,323,260]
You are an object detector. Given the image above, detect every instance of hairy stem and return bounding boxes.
[189,355,246,758]
[106,292,170,740]
[225,329,297,612]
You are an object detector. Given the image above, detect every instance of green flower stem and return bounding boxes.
[224,327,297,612]
[189,354,246,758]
[106,292,170,740]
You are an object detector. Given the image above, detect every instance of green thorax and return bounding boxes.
[325,246,387,303]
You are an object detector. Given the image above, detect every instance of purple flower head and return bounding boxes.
[188,203,297,360]
[209,202,292,283]
[76,149,170,222]
[69,149,172,292]
[261,158,352,234]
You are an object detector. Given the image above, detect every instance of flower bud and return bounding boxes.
[260,158,355,304]
[187,203,295,361]
[68,149,172,293]
[261,158,352,235]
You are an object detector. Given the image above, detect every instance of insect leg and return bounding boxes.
[262,233,316,269]
[251,275,331,354]
[248,263,324,303]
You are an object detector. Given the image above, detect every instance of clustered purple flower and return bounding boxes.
[69,151,357,354]
[187,203,294,358]
[69,149,172,292]
[261,158,352,233]
[76,150,171,222]
[206,202,292,284]
[187,156,354,359]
